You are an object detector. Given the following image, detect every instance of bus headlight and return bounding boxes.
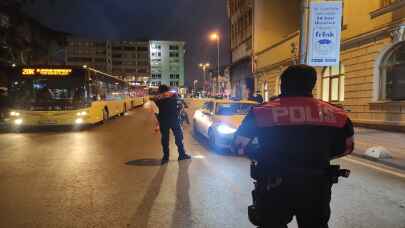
[14,118,23,125]
[76,111,88,116]
[75,118,84,124]
[10,111,20,117]
[217,124,237,135]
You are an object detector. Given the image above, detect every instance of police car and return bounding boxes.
[192,99,257,150]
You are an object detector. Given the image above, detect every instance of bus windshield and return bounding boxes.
[9,72,88,110]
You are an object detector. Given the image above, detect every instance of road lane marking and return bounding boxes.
[192,155,205,159]
[188,138,245,194]
[343,157,405,179]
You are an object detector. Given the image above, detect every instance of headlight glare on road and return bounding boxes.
[76,111,88,116]
[10,111,20,117]
[75,118,84,124]
[217,124,237,134]
[14,118,23,125]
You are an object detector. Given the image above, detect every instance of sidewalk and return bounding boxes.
[353,127,405,170]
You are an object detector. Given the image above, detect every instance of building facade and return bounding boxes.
[65,38,150,82]
[208,66,232,97]
[253,0,301,102]
[149,41,185,87]
[227,0,254,99]
[253,0,405,130]
[110,41,150,82]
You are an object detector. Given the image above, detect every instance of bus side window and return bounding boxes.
[89,82,100,101]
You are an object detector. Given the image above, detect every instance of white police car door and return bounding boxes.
[200,101,215,137]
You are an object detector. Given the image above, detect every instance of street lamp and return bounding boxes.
[209,32,220,82]
[193,80,198,95]
[198,63,210,95]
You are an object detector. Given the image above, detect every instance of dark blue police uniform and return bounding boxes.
[154,92,186,159]
[237,96,354,228]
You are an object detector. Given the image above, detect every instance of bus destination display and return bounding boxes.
[22,68,73,76]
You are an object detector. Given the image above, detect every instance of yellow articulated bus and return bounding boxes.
[129,84,147,107]
[6,65,141,128]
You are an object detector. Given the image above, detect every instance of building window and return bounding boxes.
[169,74,180,79]
[170,81,179,87]
[138,68,147,73]
[152,74,162,79]
[138,61,148,66]
[322,63,345,102]
[124,47,136,51]
[170,52,179,57]
[151,81,162,86]
[137,46,148,52]
[380,42,405,100]
[169,45,179,50]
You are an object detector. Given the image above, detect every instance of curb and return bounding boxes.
[351,149,405,171]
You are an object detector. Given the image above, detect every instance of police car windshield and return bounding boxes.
[216,103,255,116]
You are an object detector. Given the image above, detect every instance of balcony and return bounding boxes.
[370,0,405,19]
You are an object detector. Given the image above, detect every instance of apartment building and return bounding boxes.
[227,0,254,99]
[65,38,150,82]
[149,41,185,87]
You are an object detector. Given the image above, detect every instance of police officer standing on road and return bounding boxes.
[234,65,354,228]
[154,85,191,165]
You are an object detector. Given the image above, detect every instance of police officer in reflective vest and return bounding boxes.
[234,65,354,228]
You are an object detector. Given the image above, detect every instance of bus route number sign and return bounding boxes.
[22,68,73,76]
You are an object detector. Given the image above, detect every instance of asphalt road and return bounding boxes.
[0,106,404,228]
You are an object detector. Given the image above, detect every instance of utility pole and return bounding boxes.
[198,63,210,95]
[299,0,310,64]
[217,37,220,81]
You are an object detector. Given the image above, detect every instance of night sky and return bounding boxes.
[24,0,230,87]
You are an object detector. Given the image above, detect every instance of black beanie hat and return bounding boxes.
[158,84,170,93]
[280,64,317,96]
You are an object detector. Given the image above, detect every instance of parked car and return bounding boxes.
[0,87,9,123]
[192,99,257,150]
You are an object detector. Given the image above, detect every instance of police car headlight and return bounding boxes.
[75,118,84,124]
[10,111,20,117]
[76,111,88,116]
[217,124,237,134]
[14,118,23,125]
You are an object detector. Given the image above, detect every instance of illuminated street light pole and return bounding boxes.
[193,80,198,92]
[198,63,210,95]
[299,0,310,64]
[210,33,220,81]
